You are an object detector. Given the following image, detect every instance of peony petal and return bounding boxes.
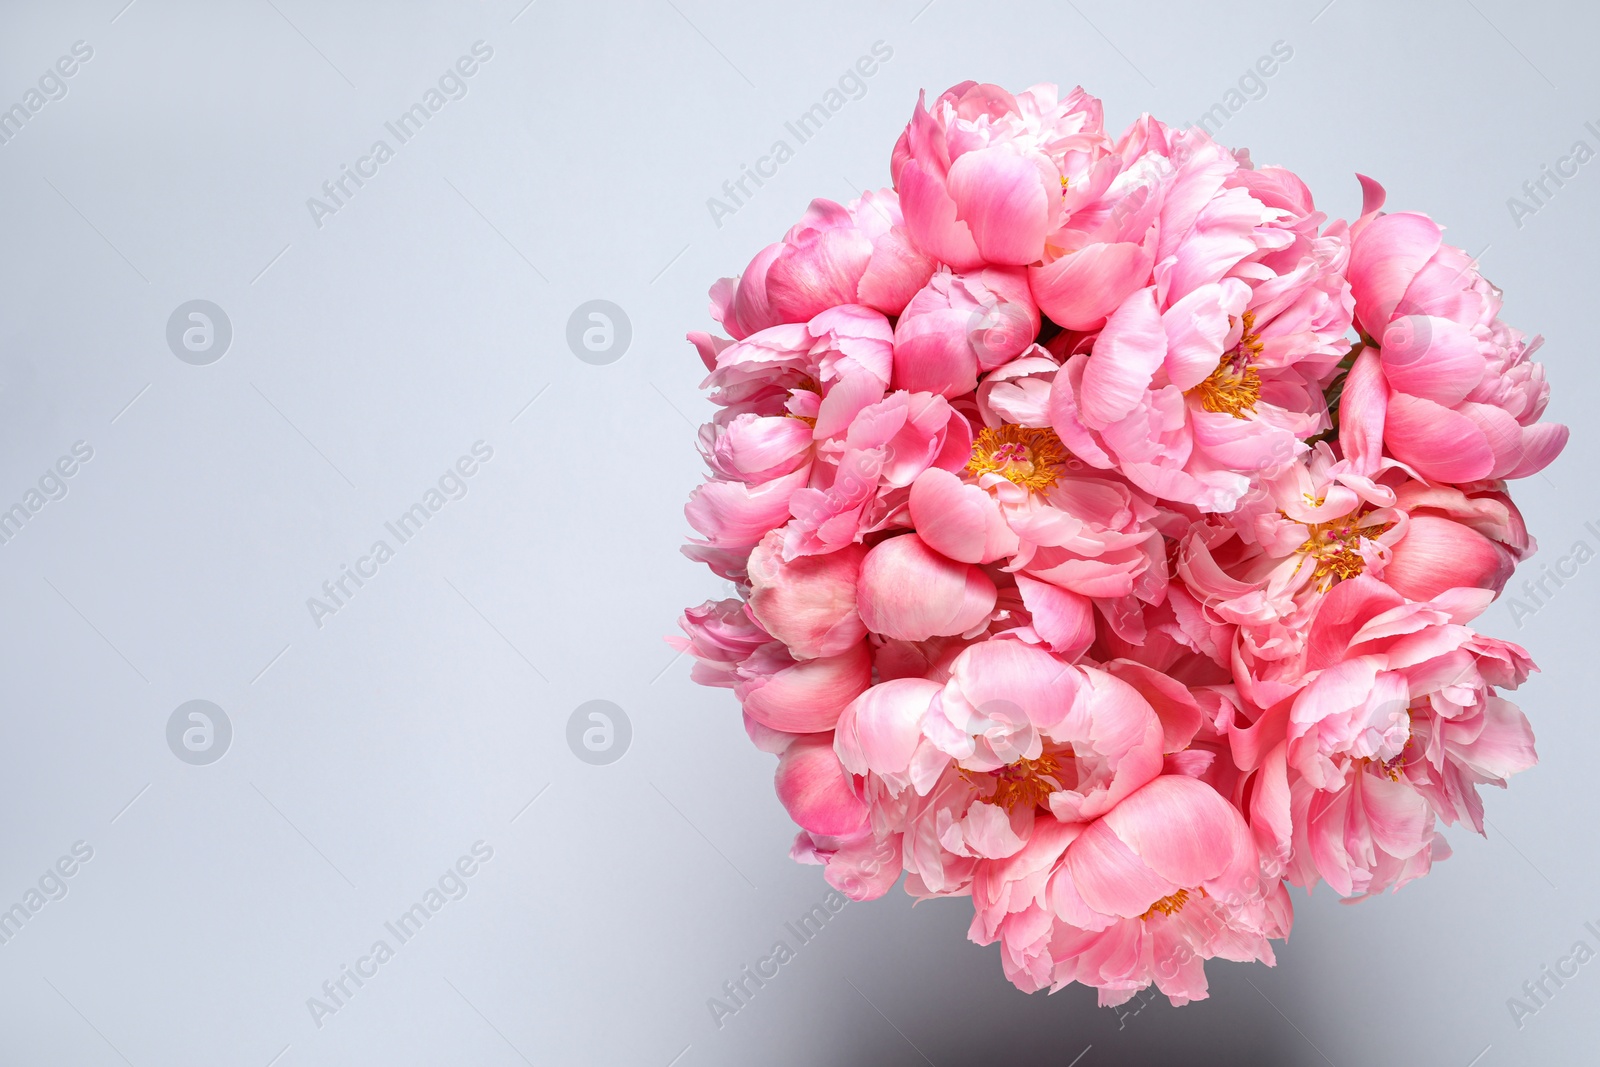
[746,531,869,659]
[1383,392,1496,483]
[897,157,984,272]
[1079,287,1166,427]
[740,642,873,733]
[1379,316,1485,406]
[775,735,870,836]
[1097,775,1252,889]
[1382,515,1514,602]
[835,676,941,777]
[946,146,1051,266]
[908,468,1018,564]
[1065,817,1181,919]
[858,533,998,640]
[1029,241,1154,331]
[1015,574,1095,659]
[1348,212,1443,338]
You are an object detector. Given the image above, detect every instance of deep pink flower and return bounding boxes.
[891,82,1113,271]
[1045,132,1353,511]
[678,79,1561,1010]
[1342,182,1567,482]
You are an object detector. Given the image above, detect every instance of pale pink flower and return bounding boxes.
[892,266,1040,397]
[711,191,935,337]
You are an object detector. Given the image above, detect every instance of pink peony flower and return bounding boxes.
[711,191,936,337]
[1045,131,1354,512]
[892,266,1040,397]
[1341,180,1568,482]
[891,82,1113,271]
[678,78,1563,1009]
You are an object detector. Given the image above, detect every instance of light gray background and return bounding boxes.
[0,0,1595,1064]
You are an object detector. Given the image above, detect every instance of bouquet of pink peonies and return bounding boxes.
[673,80,1567,1006]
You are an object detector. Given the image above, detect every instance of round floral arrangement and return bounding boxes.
[674,80,1567,1006]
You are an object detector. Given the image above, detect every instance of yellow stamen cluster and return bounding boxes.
[1192,311,1265,419]
[987,754,1063,811]
[967,425,1070,492]
[1141,887,1203,921]
[1297,514,1392,589]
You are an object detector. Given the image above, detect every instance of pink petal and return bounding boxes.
[908,468,1018,564]
[1336,348,1388,478]
[765,223,873,323]
[1503,421,1569,479]
[1065,817,1181,919]
[1348,212,1443,337]
[1358,772,1433,860]
[1097,775,1251,889]
[857,225,937,316]
[1079,287,1165,427]
[1382,515,1514,602]
[775,735,870,836]
[858,533,997,641]
[892,306,980,398]
[834,676,941,777]
[740,642,873,733]
[746,532,869,659]
[1379,316,1485,406]
[946,146,1051,266]
[1029,241,1154,331]
[1015,574,1095,660]
[1384,392,1496,483]
[1162,281,1249,391]
[897,158,984,272]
